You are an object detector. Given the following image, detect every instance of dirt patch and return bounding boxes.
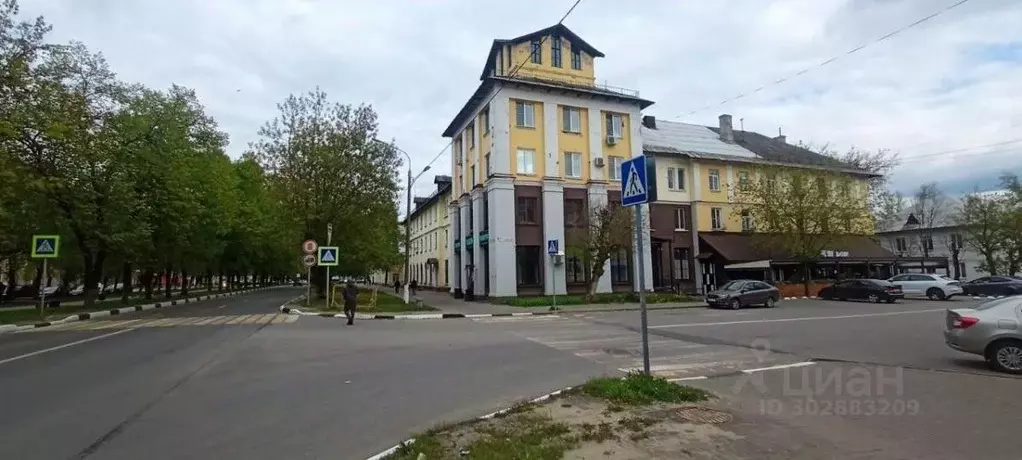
[385,392,754,460]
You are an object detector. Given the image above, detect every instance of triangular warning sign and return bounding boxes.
[623,164,646,199]
[321,250,336,263]
[36,239,54,254]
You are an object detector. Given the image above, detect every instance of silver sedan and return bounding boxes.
[945,296,1022,374]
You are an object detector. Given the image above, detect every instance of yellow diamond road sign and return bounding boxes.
[31,235,60,259]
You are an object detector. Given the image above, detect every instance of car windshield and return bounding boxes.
[720,280,745,290]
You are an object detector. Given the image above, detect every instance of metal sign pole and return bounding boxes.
[326,224,333,308]
[306,266,312,305]
[636,206,650,375]
[39,258,47,314]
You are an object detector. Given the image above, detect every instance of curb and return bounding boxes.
[0,285,290,334]
[662,360,817,382]
[280,306,558,320]
[364,385,575,460]
[783,296,819,300]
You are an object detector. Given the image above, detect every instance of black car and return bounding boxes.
[705,280,781,310]
[960,276,1022,297]
[818,279,903,303]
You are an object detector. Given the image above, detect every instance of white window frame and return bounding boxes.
[516,101,535,128]
[674,208,687,230]
[667,167,676,189]
[711,207,723,230]
[708,169,721,192]
[609,156,623,180]
[516,148,536,175]
[562,106,581,133]
[606,113,623,139]
[741,213,755,232]
[564,152,582,178]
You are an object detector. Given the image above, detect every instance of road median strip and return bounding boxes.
[0,286,289,335]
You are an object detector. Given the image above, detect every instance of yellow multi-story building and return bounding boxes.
[442,24,892,298]
[406,176,453,290]
[443,24,655,299]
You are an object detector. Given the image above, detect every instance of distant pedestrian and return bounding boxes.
[393,279,400,294]
[342,280,358,325]
[410,279,418,296]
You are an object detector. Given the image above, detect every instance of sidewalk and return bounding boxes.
[406,288,706,315]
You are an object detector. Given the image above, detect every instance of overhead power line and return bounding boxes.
[678,0,975,118]
[417,0,584,173]
[897,137,1022,164]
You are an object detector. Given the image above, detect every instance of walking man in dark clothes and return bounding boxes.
[342,280,358,325]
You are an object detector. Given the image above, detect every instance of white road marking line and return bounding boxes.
[741,361,816,373]
[668,376,708,382]
[649,308,945,329]
[0,328,135,366]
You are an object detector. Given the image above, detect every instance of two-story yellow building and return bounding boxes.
[442,24,893,298]
[406,175,452,290]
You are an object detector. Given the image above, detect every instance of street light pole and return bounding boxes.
[404,168,412,304]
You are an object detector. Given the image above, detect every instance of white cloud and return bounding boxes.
[20,0,1022,200]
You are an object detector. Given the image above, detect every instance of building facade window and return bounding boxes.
[470,165,476,187]
[516,246,541,285]
[605,113,623,139]
[485,152,492,177]
[895,237,907,252]
[675,207,688,230]
[922,236,934,251]
[711,207,723,230]
[467,124,475,148]
[516,197,538,224]
[609,156,623,180]
[667,167,685,190]
[564,199,584,227]
[562,106,580,133]
[566,256,585,284]
[673,248,691,280]
[530,39,542,64]
[708,169,721,192]
[482,192,489,231]
[951,233,963,249]
[482,105,490,134]
[610,248,631,283]
[571,44,582,70]
[516,148,536,174]
[551,36,562,67]
[564,152,582,178]
[515,101,535,128]
[741,210,754,232]
[737,171,750,191]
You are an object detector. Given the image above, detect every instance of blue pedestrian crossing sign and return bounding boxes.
[547,239,559,255]
[318,246,339,266]
[31,235,60,259]
[620,155,657,207]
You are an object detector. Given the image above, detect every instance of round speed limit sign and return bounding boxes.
[301,254,317,268]
[302,239,318,254]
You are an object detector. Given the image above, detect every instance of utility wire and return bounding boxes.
[678,0,975,117]
[897,137,1022,164]
[416,0,584,173]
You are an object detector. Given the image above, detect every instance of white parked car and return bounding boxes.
[887,273,963,300]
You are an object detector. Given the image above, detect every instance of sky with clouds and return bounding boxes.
[21,0,1022,201]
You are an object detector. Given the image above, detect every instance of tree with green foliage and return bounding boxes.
[565,201,636,301]
[250,88,401,297]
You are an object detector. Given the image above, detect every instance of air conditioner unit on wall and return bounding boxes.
[593,157,605,167]
[606,135,618,145]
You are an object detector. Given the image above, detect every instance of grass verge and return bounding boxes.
[383,374,714,459]
[300,287,437,313]
[491,292,698,308]
[582,372,711,405]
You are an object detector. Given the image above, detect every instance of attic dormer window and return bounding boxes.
[531,39,542,64]
[571,44,582,70]
[551,37,562,68]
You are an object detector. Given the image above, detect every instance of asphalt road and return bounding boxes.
[562,297,1022,459]
[0,287,605,460]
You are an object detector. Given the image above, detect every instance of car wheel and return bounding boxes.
[926,288,946,301]
[764,297,776,308]
[729,298,741,310]
[867,293,881,303]
[987,340,1022,374]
